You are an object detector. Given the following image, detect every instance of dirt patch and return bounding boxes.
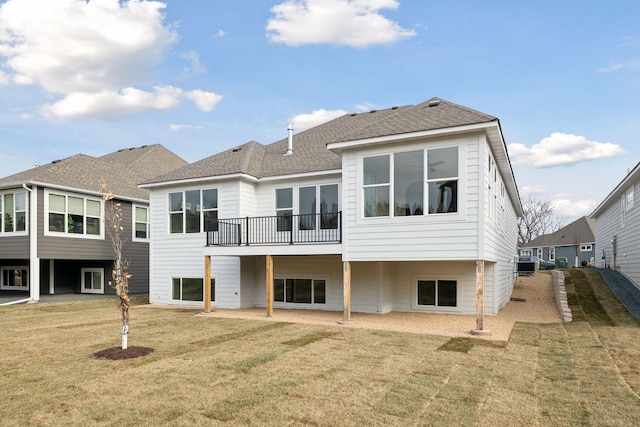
[94,346,154,360]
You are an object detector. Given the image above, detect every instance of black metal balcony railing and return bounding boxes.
[206,212,342,246]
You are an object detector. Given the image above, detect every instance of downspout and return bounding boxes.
[23,183,40,303]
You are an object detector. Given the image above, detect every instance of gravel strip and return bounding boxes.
[205,271,562,341]
[596,268,640,322]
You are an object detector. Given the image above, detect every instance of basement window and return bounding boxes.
[273,278,326,304]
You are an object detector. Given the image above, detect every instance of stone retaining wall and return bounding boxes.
[551,270,572,322]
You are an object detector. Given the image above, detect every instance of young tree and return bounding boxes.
[100,179,131,350]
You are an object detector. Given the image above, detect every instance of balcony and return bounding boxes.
[206,212,342,246]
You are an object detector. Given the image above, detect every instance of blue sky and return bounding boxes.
[0,0,638,223]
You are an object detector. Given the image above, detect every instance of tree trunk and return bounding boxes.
[120,294,130,349]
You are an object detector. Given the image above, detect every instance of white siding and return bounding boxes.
[389,261,479,315]
[148,181,242,307]
[239,180,258,217]
[342,134,482,261]
[481,139,520,312]
[595,180,640,286]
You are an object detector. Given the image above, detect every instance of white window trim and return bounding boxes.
[276,184,341,214]
[81,268,104,294]
[520,249,532,257]
[132,204,150,242]
[626,187,634,211]
[1,266,29,290]
[581,244,593,252]
[0,190,29,236]
[273,275,329,307]
[411,274,462,313]
[170,276,216,303]
[358,144,464,222]
[167,188,218,235]
[44,189,104,239]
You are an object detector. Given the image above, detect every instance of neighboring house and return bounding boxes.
[0,145,187,301]
[519,216,596,267]
[140,98,522,320]
[591,161,640,286]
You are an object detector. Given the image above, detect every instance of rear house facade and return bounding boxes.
[0,145,187,301]
[519,216,596,267]
[141,98,522,320]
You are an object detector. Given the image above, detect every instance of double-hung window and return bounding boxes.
[320,184,339,229]
[0,191,27,234]
[133,205,150,240]
[363,147,458,218]
[363,155,391,217]
[276,188,293,232]
[276,184,339,231]
[394,151,424,216]
[427,147,458,214]
[169,189,218,234]
[46,192,102,237]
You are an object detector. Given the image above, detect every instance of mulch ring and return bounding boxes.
[94,346,154,360]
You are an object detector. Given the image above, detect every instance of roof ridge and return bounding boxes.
[419,97,497,121]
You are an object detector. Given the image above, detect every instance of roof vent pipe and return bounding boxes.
[285,123,294,156]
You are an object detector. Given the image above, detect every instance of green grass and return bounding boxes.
[1,272,640,426]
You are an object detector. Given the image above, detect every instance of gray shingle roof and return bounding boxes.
[523,216,596,248]
[144,141,266,183]
[143,97,497,185]
[0,144,187,200]
[332,98,497,143]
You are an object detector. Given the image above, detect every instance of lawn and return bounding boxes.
[1,269,640,426]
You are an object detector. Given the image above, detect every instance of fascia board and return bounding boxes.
[326,122,498,152]
[259,169,342,182]
[139,173,259,190]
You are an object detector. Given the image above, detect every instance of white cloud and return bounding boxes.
[508,132,626,168]
[0,0,176,93]
[289,108,348,130]
[215,29,226,38]
[597,63,624,74]
[0,69,8,85]
[184,90,223,112]
[266,0,416,47]
[597,59,640,73]
[355,102,380,112]
[169,123,204,132]
[550,194,598,218]
[0,0,220,118]
[520,185,547,195]
[180,51,207,78]
[41,86,222,119]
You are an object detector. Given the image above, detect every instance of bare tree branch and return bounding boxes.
[518,194,566,246]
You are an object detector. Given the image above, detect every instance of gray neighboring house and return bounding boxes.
[0,145,187,301]
[591,161,640,284]
[519,216,596,267]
